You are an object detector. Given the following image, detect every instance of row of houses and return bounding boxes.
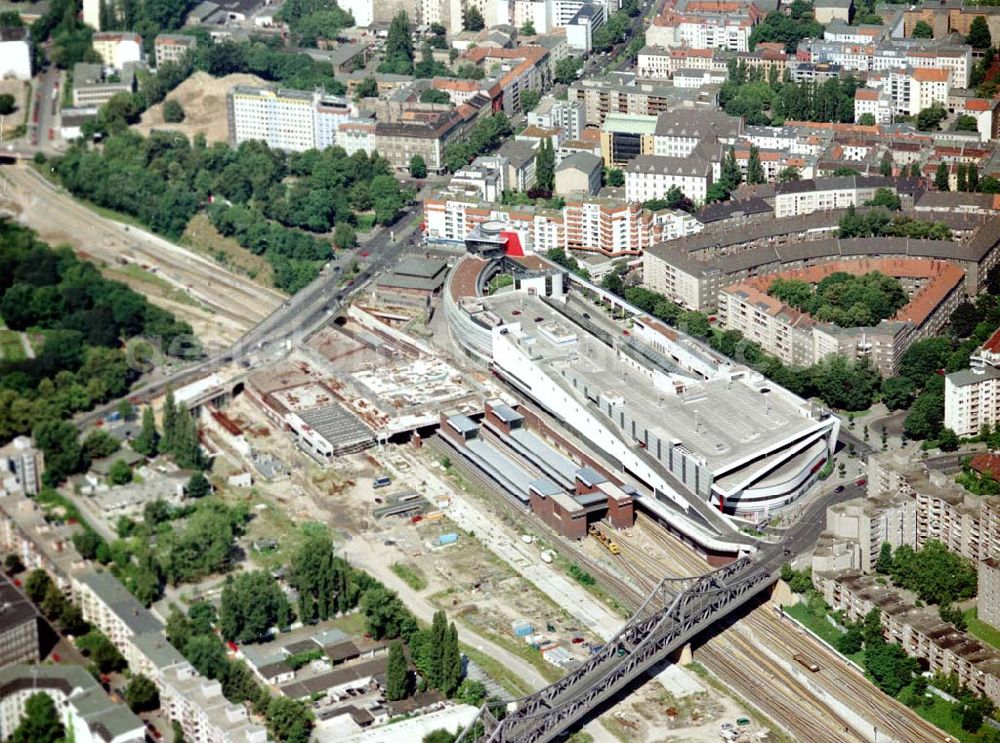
[0,494,268,743]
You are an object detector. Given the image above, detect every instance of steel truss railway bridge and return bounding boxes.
[457,550,785,743]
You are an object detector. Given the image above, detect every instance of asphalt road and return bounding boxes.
[76,203,425,428]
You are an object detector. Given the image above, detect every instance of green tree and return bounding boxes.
[4,553,24,574]
[380,12,414,75]
[917,105,946,131]
[184,634,229,678]
[162,390,178,453]
[169,409,204,470]
[939,427,960,452]
[958,163,968,192]
[858,113,876,126]
[876,542,893,574]
[355,77,378,98]
[535,139,555,192]
[904,390,945,440]
[440,622,462,695]
[409,154,427,179]
[33,419,82,484]
[125,673,160,712]
[934,162,950,191]
[24,568,52,603]
[879,152,893,178]
[10,693,64,743]
[912,20,933,38]
[420,88,450,104]
[290,530,359,622]
[865,638,919,696]
[835,623,864,655]
[778,166,800,182]
[361,586,418,640]
[880,377,915,411]
[605,168,624,187]
[334,223,357,248]
[722,146,742,190]
[82,429,120,460]
[134,406,159,457]
[866,188,901,210]
[77,629,126,673]
[521,19,535,35]
[554,56,582,85]
[967,15,992,49]
[162,99,185,123]
[463,5,485,31]
[219,570,291,643]
[956,114,979,133]
[0,93,15,115]
[457,678,487,705]
[747,146,765,185]
[108,458,133,485]
[385,639,409,700]
[521,89,541,111]
[186,472,211,498]
[909,161,922,178]
[266,697,314,743]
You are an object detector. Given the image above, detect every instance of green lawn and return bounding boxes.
[390,562,428,591]
[782,603,864,665]
[0,329,25,361]
[355,214,376,232]
[908,694,998,743]
[964,607,1000,651]
[461,644,533,697]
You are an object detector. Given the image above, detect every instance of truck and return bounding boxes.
[373,474,391,489]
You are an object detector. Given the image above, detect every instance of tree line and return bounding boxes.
[0,223,194,460]
[721,60,860,126]
[52,131,407,292]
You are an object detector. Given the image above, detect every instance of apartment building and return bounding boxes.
[375,108,478,172]
[424,191,700,256]
[227,85,357,152]
[0,575,40,666]
[637,46,723,80]
[458,46,549,114]
[624,154,713,204]
[773,175,893,218]
[814,493,918,574]
[903,4,1000,48]
[555,151,602,196]
[800,38,972,89]
[854,87,893,124]
[0,436,42,497]
[815,570,1000,705]
[91,31,142,70]
[813,0,852,23]
[600,113,658,167]
[653,107,742,157]
[569,77,718,126]
[154,33,197,67]
[867,66,951,118]
[0,665,144,743]
[646,0,763,52]
[945,328,1000,437]
[982,558,1000,630]
[527,98,585,142]
[336,119,376,157]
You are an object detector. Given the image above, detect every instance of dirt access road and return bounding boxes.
[0,163,285,347]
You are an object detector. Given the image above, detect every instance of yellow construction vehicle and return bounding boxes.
[589,524,621,555]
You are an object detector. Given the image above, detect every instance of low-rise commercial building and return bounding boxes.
[0,27,31,80]
[72,63,135,107]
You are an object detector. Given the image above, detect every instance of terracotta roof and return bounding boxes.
[983,327,1000,355]
[965,98,992,112]
[728,257,965,330]
[912,68,949,83]
[971,453,1000,478]
[855,89,880,100]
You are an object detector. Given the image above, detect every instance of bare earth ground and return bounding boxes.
[135,71,269,144]
[0,79,29,139]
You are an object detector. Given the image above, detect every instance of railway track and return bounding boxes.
[430,438,949,743]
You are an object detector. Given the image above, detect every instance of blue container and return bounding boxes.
[438,533,459,545]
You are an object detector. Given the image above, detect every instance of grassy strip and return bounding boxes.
[964,607,1000,652]
[784,604,988,742]
[0,329,25,361]
[390,562,428,592]
[461,643,533,697]
[782,603,864,666]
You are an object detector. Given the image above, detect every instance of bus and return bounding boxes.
[793,653,820,672]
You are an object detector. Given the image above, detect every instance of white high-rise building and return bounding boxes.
[227,86,357,152]
[945,330,1000,438]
